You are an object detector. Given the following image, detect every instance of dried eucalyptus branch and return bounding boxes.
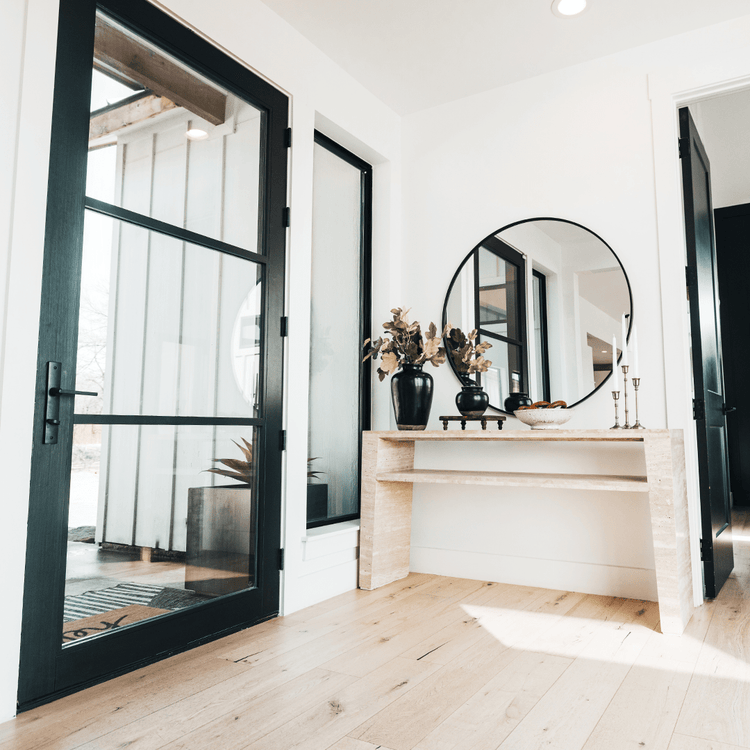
[363,307,450,382]
[446,327,493,379]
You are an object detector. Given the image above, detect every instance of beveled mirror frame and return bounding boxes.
[441,217,633,415]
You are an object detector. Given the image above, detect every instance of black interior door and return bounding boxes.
[715,203,750,508]
[679,106,734,599]
[18,0,288,708]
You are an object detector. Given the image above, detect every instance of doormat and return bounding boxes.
[63,582,211,622]
[62,605,170,643]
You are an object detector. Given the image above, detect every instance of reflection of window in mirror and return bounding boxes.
[473,238,527,407]
[532,270,551,402]
[444,219,630,412]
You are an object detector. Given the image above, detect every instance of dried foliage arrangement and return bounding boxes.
[364,308,450,382]
[446,328,493,380]
[206,437,253,484]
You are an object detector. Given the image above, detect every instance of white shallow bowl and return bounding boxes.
[514,408,573,430]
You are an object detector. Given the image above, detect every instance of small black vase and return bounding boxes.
[391,364,434,430]
[504,392,533,412]
[456,385,489,417]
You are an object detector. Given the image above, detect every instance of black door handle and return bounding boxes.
[49,386,98,397]
[723,404,736,415]
[44,361,99,444]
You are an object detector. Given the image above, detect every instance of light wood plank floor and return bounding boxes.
[2,508,748,750]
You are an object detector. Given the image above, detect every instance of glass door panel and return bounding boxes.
[87,13,263,254]
[65,424,259,645]
[75,211,264,417]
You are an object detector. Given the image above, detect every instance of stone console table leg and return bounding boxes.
[359,435,415,590]
[643,431,694,635]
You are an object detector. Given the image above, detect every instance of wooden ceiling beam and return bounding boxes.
[94,17,226,126]
[89,94,178,141]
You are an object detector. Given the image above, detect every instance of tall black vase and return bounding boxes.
[391,363,434,430]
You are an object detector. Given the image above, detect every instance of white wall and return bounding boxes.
[398,15,750,605]
[0,0,401,722]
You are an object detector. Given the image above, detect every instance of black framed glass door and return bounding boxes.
[19,0,288,708]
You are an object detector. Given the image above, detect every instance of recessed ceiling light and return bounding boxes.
[186,128,209,141]
[551,0,588,18]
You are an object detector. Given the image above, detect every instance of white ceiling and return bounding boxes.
[258,0,750,114]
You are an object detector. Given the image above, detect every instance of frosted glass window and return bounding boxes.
[308,138,370,525]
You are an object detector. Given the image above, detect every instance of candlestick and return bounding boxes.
[611,390,622,429]
[621,314,629,367]
[622,364,630,429]
[631,377,645,429]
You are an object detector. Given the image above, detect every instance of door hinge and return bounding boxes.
[283,207,291,227]
[679,137,689,159]
[693,398,705,421]
[284,127,292,148]
[279,429,286,451]
[280,316,289,337]
[699,538,710,562]
[278,548,285,570]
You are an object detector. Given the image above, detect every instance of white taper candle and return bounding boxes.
[621,314,629,367]
[612,335,619,390]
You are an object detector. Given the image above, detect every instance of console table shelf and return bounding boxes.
[360,429,694,636]
[376,468,649,492]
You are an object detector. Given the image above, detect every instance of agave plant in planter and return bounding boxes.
[364,307,449,430]
[446,328,493,417]
[185,437,255,598]
[306,457,328,524]
[205,437,254,484]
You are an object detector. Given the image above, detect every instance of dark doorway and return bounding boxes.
[19,0,288,708]
[715,203,750,508]
[679,106,734,599]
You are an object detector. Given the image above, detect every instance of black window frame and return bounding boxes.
[473,236,528,400]
[532,269,551,403]
[306,132,372,530]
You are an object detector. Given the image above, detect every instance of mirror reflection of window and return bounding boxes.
[532,271,550,402]
[472,238,527,403]
[443,218,631,412]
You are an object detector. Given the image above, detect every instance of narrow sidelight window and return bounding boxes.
[307,133,372,528]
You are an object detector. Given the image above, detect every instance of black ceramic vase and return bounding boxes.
[391,363,434,430]
[455,384,489,417]
[504,392,533,412]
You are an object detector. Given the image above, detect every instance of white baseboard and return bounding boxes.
[410,546,658,602]
[287,558,359,613]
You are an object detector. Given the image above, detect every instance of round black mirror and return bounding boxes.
[442,218,632,414]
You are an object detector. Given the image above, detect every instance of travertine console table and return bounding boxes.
[359,430,694,636]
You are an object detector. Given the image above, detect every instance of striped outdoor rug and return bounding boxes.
[63,583,165,622]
